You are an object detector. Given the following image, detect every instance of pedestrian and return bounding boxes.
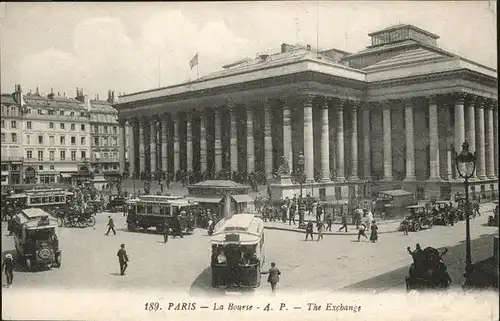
[316,221,324,241]
[264,262,281,294]
[338,213,348,232]
[370,220,378,243]
[106,216,116,235]
[117,244,129,276]
[326,213,333,231]
[357,223,368,242]
[289,203,296,225]
[305,220,314,241]
[2,254,14,287]
[162,219,169,243]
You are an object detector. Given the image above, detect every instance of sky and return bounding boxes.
[0,1,497,99]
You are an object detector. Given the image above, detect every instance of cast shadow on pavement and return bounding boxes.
[342,232,497,292]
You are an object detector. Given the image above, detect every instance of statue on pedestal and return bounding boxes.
[276,156,290,178]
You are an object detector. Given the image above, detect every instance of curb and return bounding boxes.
[264,225,400,235]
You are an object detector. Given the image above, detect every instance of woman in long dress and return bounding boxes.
[370,220,378,243]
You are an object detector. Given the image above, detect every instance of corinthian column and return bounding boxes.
[320,98,330,181]
[161,116,168,172]
[139,120,146,173]
[246,106,255,173]
[303,95,315,182]
[362,107,372,180]
[263,100,273,180]
[186,112,193,171]
[229,105,238,173]
[336,100,345,181]
[403,100,415,181]
[428,96,440,181]
[173,114,180,173]
[454,93,466,177]
[485,100,496,179]
[282,97,293,173]
[128,120,136,177]
[382,106,393,180]
[350,102,359,180]
[476,99,487,179]
[150,119,157,173]
[199,111,207,173]
[118,120,126,175]
[214,108,222,172]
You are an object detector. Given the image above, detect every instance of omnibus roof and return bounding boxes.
[13,208,58,229]
[135,195,197,206]
[211,214,264,245]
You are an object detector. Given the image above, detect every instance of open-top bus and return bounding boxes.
[210,214,265,289]
[6,188,73,209]
[126,195,198,234]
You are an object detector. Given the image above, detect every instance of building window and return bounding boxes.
[1,120,4,128]
[38,165,44,171]
[103,152,109,158]
[81,151,86,159]
[0,133,5,143]
[71,150,76,161]
[60,151,66,161]
[49,136,54,145]
[38,109,43,115]
[80,111,85,117]
[112,137,117,146]
[81,124,85,131]
[94,125,99,133]
[11,120,16,129]
[104,126,108,134]
[11,133,17,143]
[104,165,109,170]
[27,150,33,159]
[49,122,54,129]
[26,135,31,144]
[37,150,44,161]
[113,126,117,134]
[71,124,75,131]
[50,165,54,170]
[103,137,108,146]
[71,136,76,145]
[81,137,86,145]
[26,108,31,114]
[5,107,9,116]
[60,136,65,145]
[94,137,99,146]
[49,150,55,161]
[48,110,54,116]
[27,121,32,130]
[38,135,44,144]
[60,110,64,116]
[60,123,65,130]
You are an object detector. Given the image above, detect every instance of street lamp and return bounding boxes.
[455,141,476,287]
[297,151,305,227]
[132,172,137,198]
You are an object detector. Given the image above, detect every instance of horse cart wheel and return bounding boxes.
[413,222,421,232]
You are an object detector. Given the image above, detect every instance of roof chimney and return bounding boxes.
[36,86,40,96]
[47,88,55,100]
[84,94,91,112]
[13,84,24,106]
[306,44,312,50]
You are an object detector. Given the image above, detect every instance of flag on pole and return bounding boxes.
[189,53,199,69]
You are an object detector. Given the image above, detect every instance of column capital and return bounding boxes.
[452,92,469,105]
[466,94,478,106]
[118,118,127,126]
[319,97,330,108]
[335,98,347,110]
[428,95,440,105]
[300,94,315,105]
[475,97,486,109]
[351,100,362,111]
[484,98,496,110]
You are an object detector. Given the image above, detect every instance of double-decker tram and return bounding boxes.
[126,195,198,234]
[6,188,74,210]
[210,214,265,289]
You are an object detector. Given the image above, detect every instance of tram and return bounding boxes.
[210,214,265,288]
[126,195,198,234]
[5,188,73,210]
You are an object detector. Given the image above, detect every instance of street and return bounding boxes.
[1,204,498,295]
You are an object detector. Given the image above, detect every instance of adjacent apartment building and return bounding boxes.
[0,85,128,186]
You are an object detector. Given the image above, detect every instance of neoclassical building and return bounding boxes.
[114,24,498,200]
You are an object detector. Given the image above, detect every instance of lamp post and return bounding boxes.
[132,172,136,198]
[455,141,476,287]
[297,151,305,227]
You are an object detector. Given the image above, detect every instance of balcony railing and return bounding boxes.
[0,156,23,162]
[23,157,87,163]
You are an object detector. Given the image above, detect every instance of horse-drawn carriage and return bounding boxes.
[399,205,434,232]
[406,246,451,291]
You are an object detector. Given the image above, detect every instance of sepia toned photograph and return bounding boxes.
[1,1,498,320]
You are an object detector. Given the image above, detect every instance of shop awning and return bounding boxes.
[232,194,254,204]
[187,196,223,204]
[60,173,72,178]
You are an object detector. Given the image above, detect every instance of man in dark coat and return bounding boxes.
[106,216,116,235]
[2,254,14,286]
[162,219,169,243]
[117,244,129,276]
[305,220,314,241]
[338,213,348,232]
[264,262,281,294]
[325,213,333,231]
